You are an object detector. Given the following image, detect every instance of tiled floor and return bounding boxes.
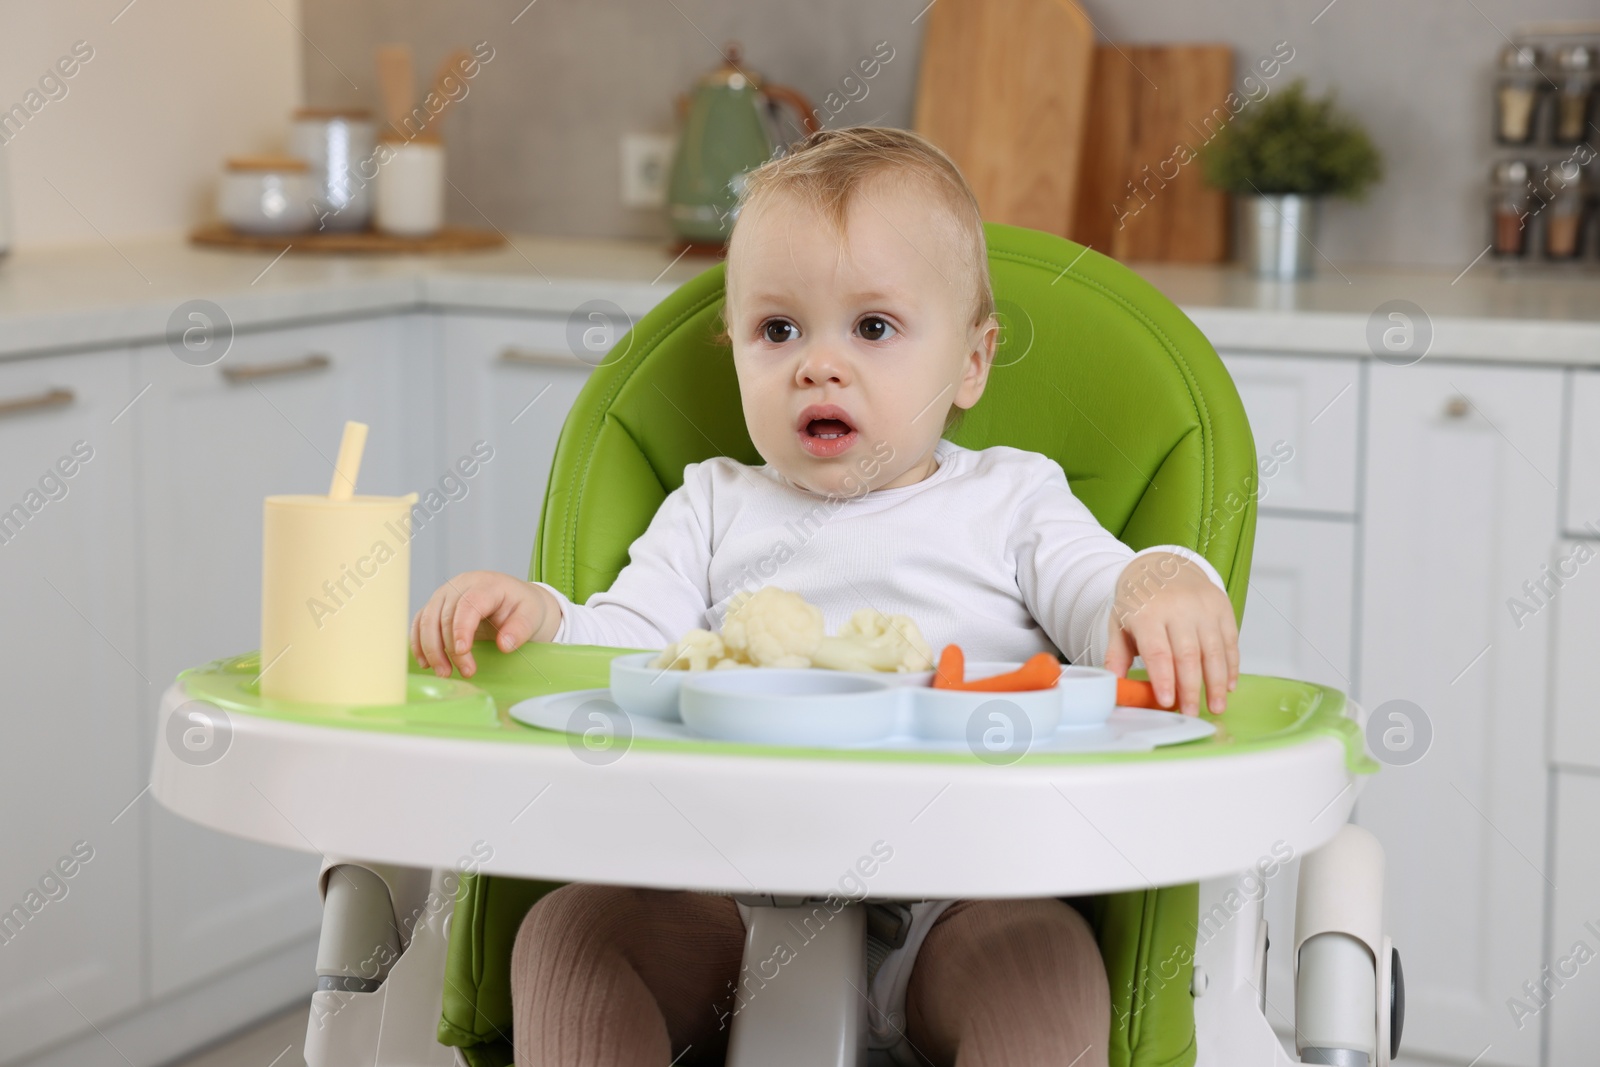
[169,1002,308,1067]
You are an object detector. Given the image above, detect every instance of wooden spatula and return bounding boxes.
[375,44,414,137]
[425,48,472,138]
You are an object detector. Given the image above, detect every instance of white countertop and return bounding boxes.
[0,234,720,360]
[1134,261,1600,364]
[1,233,1596,364]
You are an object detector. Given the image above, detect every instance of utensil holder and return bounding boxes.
[375,139,445,238]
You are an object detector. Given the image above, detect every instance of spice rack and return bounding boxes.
[1489,22,1600,269]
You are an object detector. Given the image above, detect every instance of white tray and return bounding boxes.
[510,687,1214,755]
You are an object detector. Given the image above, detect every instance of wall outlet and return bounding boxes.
[620,133,676,209]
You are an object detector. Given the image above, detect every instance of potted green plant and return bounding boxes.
[1201,79,1382,279]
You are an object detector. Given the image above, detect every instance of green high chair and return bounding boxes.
[436,221,1258,1067]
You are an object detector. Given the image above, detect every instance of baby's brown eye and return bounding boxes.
[857,316,896,342]
[763,321,796,344]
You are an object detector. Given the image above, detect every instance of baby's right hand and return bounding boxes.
[410,571,560,678]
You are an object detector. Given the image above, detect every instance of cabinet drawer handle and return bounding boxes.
[0,386,74,418]
[498,346,573,368]
[220,353,332,384]
[1444,395,1471,419]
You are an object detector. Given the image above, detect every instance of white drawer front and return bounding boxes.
[1220,353,1361,515]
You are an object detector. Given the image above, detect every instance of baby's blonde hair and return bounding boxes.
[717,125,995,340]
[714,126,994,436]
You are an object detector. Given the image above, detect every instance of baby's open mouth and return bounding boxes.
[796,404,859,458]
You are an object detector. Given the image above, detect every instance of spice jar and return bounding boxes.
[1552,44,1596,145]
[1581,156,1600,259]
[1543,179,1586,259]
[1495,45,1545,145]
[1491,160,1533,257]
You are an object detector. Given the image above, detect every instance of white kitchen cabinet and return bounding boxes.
[135,317,406,999]
[1546,540,1600,1056]
[1237,514,1356,693]
[0,351,145,1060]
[1551,538,1600,771]
[1546,770,1600,1062]
[1227,356,1363,1036]
[393,310,450,604]
[438,314,598,581]
[1219,352,1362,516]
[1355,363,1561,1067]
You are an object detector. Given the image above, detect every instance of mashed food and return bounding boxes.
[649,585,934,673]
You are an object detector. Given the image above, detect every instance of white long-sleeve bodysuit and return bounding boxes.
[532,437,1226,1061]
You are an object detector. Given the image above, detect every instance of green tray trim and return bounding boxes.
[180,652,500,729]
[177,644,1378,774]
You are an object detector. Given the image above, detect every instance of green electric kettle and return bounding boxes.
[667,43,820,247]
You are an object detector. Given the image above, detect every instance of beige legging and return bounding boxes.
[509,883,1110,1066]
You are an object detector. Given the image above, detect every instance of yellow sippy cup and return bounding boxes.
[260,421,417,705]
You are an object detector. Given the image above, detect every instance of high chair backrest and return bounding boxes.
[533,222,1257,624]
[439,223,1258,1067]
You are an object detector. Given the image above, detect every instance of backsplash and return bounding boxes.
[301,0,1597,269]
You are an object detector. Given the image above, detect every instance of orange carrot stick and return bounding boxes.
[932,644,966,689]
[948,652,1062,692]
[961,652,1061,691]
[1116,677,1175,710]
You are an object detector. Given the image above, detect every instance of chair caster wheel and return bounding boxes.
[1388,947,1404,1061]
[1293,825,1404,1067]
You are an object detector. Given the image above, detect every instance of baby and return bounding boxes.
[412,127,1239,1067]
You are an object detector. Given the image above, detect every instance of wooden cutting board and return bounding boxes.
[1071,45,1235,262]
[913,0,1094,237]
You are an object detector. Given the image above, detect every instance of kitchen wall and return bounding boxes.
[297,1,926,255]
[1,0,302,249]
[2,0,1591,266]
[300,0,1597,271]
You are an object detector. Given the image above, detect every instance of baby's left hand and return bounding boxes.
[1104,552,1239,716]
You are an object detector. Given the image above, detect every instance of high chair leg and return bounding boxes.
[725,896,869,1067]
[1293,825,1401,1067]
[315,864,401,992]
[1192,873,1302,1066]
[304,863,458,1067]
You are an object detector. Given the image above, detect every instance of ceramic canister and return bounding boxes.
[219,156,317,235]
[289,109,377,231]
[260,493,418,706]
